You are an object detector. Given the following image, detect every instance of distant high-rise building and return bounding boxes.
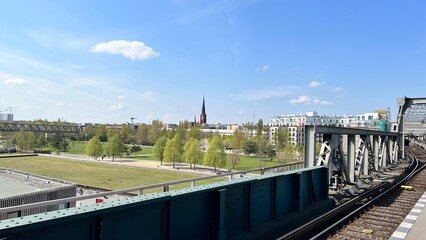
[0,113,13,121]
[200,96,207,125]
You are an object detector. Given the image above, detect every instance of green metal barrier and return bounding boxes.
[0,166,330,240]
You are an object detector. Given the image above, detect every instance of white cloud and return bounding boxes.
[310,81,325,87]
[91,40,159,61]
[141,90,154,100]
[109,103,125,110]
[163,113,174,121]
[334,87,344,92]
[145,113,153,119]
[65,63,85,69]
[3,77,29,86]
[256,65,270,71]
[233,86,298,101]
[56,102,66,106]
[1,72,29,86]
[117,95,125,99]
[238,110,244,114]
[289,95,333,105]
[27,29,93,51]
[192,107,197,111]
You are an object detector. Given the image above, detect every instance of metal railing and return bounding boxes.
[0,161,304,215]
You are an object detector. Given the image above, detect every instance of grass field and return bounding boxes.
[225,155,283,171]
[67,141,287,172]
[0,156,220,193]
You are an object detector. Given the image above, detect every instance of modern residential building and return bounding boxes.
[268,110,390,145]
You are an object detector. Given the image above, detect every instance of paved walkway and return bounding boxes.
[40,153,223,176]
[390,191,426,240]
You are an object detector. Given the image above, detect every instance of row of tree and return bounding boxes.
[2,131,70,152]
[85,134,142,161]
[3,118,304,170]
[153,134,227,171]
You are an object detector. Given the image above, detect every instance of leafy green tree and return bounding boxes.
[85,136,103,160]
[273,128,286,150]
[129,145,142,156]
[105,134,124,161]
[186,126,201,140]
[27,132,38,150]
[265,143,276,161]
[61,139,70,152]
[13,131,26,150]
[277,143,297,164]
[153,136,168,165]
[229,129,246,169]
[136,124,149,145]
[203,136,226,172]
[167,128,176,139]
[147,120,163,145]
[36,133,47,150]
[183,137,202,170]
[232,128,246,150]
[119,125,134,144]
[243,140,258,155]
[177,123,186,140]
[50,134,63,153]
[84,125,107,142]
[163,135,183,168]
[255,136,268,167]
[256,118,264,140]
[107,128,119,140]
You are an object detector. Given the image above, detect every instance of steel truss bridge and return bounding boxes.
[0,122,81,134]
[396,97,426,142]
[0,97,425,239]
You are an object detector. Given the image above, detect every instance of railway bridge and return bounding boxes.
[0,97,425,239]
[0,122,81,134]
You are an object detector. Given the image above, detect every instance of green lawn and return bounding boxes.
[0,156,220,193]
[67,141,88,154]
[225,155,283,171]
[67,141,286,172]
[126,153,285,172]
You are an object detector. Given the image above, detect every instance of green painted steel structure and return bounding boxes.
[0,166,329,239]
[0,122,81,133]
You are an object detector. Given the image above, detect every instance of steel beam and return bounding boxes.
[304,126,316,168]
[314,125,398,137]
[373,136,379,171]
[346,135,356,183]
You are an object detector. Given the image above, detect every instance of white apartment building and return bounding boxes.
[269,110,389,145]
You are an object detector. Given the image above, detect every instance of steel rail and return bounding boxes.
[277,148,420,240]
[310,147,422,240]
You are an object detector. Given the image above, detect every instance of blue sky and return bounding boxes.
[0,1,425,124]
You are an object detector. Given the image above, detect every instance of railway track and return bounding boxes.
[278,145,426,240]
[325,146,426,240]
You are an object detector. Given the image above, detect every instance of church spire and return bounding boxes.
[200,96,207,125]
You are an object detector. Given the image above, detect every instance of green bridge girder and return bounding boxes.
[0,166,330,240]
[0,122,81,133]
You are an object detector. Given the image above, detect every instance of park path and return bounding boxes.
[39,153,222,176]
